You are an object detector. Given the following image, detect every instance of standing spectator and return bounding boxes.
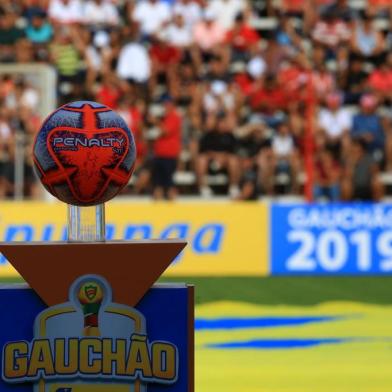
[132,0,171,37]
[152,97,182,200]
[48,0,84,25]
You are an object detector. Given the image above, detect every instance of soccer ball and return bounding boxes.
[33,101,136,206]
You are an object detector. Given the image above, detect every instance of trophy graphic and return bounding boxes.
[0,101,194,392]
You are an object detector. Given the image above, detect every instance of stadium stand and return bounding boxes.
[1,0,392,201]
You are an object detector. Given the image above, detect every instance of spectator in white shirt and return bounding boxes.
[132,0,171,37]
[83,0,120,28]
[207,0,247,30]
[116,40,151,84]
[165,12,193,48]
[173,0,202,29]
[317,92,352,159]
[258,122,299,195]
[48,0,84,25]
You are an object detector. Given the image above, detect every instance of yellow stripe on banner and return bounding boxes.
[0,201,269,277]
[195,301,392,392]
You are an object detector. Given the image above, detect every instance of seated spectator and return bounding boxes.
[350,13,385,65]
[48,0,84,25]
[84,30,112,89]
[322,0,353,21]
[192,9,228,70]
[341,138,383,201]
[258,122,299,195]
[250,74,287,128]
[206,0,247,30]
[196,114,240,198]
[275,15,303,52]
[173,0,202,29]
[368,53,392,103]
[342,57,368,104]
[83,0,120,29]
[226,13,259,62]
[351,94,388,165]
[237,121,272,200]
[312,63,335,101]
[95,74,121,109]
[49,26,85,97]
[262,36,288,76]
[116,32,151,97]
[313,148,341,201]
[0,108,12,198]
[312,10,351,59]
[25,9,53,45]
[165,12,194,49]
[149,33,181,97]
[317,92,351,159]
[152,97,182,200]
[0,11,26,62]
[132,0,171,38]
[368,0,392,17]
[277,54,311,103]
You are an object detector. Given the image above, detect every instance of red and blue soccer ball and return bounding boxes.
[33,101,136,206]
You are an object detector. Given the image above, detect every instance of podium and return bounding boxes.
[0,241,194,392]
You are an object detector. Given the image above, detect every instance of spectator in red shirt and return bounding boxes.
[149,34,181,98]
[152,97,182,200]
[95,74,121,109]
[313,148,341,201]
[368,53,392,103]
[249,74,288,128]
[226,13,259,61]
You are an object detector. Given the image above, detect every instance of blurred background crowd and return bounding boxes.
[1,0,392,201]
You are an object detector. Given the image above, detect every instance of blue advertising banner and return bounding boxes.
[0,282,193,392]
[271,204,392,275]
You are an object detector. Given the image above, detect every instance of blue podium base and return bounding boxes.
[0,283,194,392]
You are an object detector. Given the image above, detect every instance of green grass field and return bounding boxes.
[3,276,392,392]
[5,275,392,304]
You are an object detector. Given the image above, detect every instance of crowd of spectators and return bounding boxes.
[1,0,392,201]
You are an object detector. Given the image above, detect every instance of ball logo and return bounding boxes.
[1,275,179,392]
[33,101,137,206]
